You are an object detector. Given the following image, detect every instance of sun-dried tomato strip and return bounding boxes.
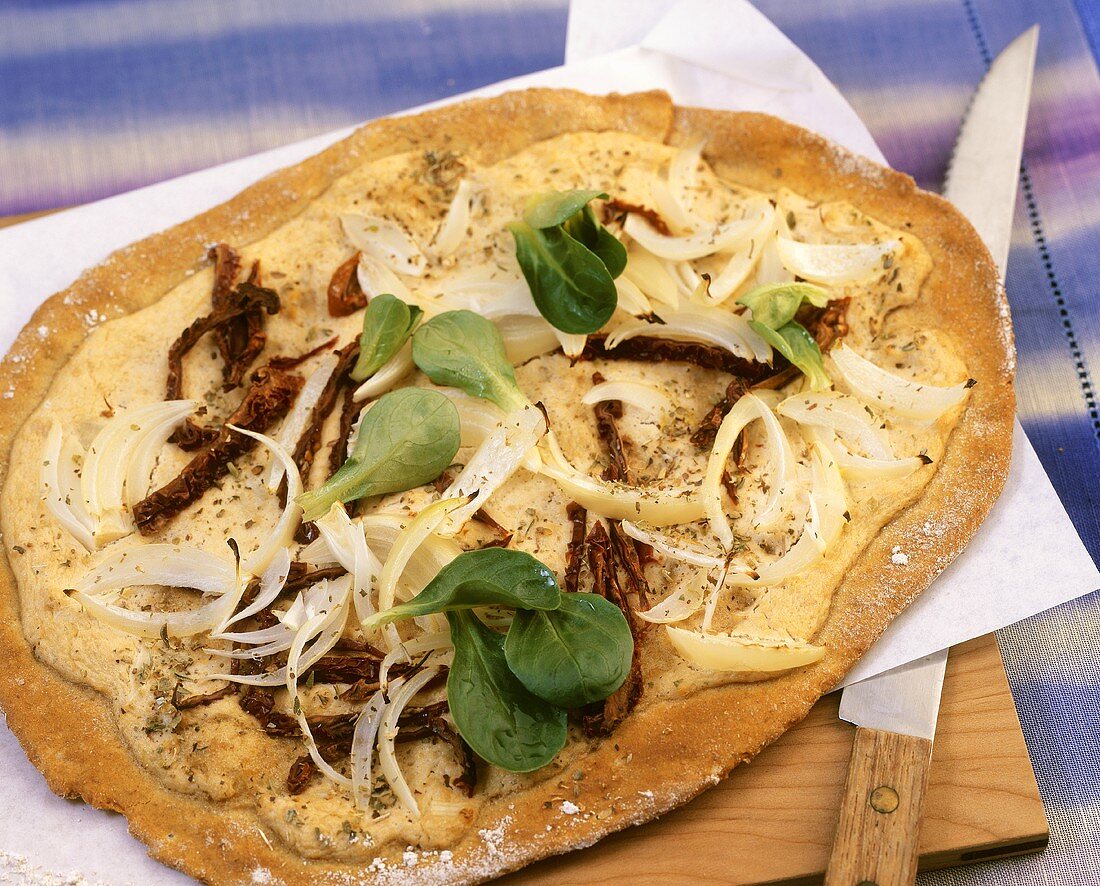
[209,243,242,306]
[283,701,475,797]
[471,508,513,549]
[580,334,775,382]
[602,198,672,236]
[589,377,653,607]
[305,654,385,685]
[293,340,361,487]
[582,522,643,737]
[590,372,633,484]
[691,377,751,450]
[267,336,339,371]
[607,520,652,612]
[222,279,278,391]
[134,367,302,533]
[563,502,587,595]
[164,290,278,400]
[282,565,348,596]
[171,682,236,709]
[166,269,281,450]
[806,297,850,352]
[327,252,367,317]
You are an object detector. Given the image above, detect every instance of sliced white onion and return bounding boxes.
[582,379,671,415]
[41,420,95,552]
[352,342,415,402]
[82,400,195,544]
[435,264,520,300]
[755,494,825,586]
[304,513,463,598]
[341,213,426,278]
[74,543,236,596]
[356,252,415,302]
[314,503,382,629]
[805,426,925,483]
[622,247,681,308]
[221,576,352,687]
[606,302,771,364]
[830,343,973,422]
[555,331,588,358]
[230,426,302,577]
[809,440,849,547]
[123,401,198,509]
[378,496,470,618]
[439,389,506,448]
[351,688,388,809]
[269,353,339,490]
[361,518,462,596]
[439,405,546,534]
[665,625,825,672]
[635,571,707,624]
[647,178,697,235]
[620,520,725,570]
[775,237,899,285]
[624,205,770,261]
[703,216,774,304]
[754,221,794,286]
[777,391,893,458]
[378,666,441,817]
[218,547,291,632]
[379,631,453,692]
[703,393,795,548]
[539,432,704,526]
[432,179,475,259]
[668,140,706,211]
[288,608,353,789]
[70,580,245,640]
[70,544,242,639]
[211,577,344,658]
[496,315,561,364]
[614,275,653,317]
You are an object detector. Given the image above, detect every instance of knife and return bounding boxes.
[824,24,1039,886]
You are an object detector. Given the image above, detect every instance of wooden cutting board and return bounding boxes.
[509,634,1048,884]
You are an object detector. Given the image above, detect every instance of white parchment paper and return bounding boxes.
[1,1,1096,880]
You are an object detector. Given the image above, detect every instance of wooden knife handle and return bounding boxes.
[824,726,933,886]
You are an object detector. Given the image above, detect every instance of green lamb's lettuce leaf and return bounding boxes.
[736,282,830,331]
[296,387,459,520]
[411,310,530,412]
[750,320,832,392]
[363,548,561,629]
[350,293,423,382]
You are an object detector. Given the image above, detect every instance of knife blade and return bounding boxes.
[824,25,1038,886]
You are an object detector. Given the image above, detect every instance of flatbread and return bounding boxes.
[0,89,1013,884]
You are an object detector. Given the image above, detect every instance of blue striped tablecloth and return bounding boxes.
[2,1,1098,883]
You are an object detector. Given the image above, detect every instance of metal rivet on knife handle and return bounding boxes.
[870,785,900,814]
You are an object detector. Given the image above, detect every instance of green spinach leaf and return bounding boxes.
[411,310,529,412]
[508,221,618,334]
[364,548,561,629]
[523,189,607,229]
[504,592,633,708]
[296,387,460,520]
[737,282,829,331]
[750,320,831,391]
[350,293,423,382]
[446,609,567,772]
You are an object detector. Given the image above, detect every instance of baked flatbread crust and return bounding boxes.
[0,90,1013,884]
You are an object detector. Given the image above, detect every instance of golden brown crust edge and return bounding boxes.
[0,90,1013,885]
